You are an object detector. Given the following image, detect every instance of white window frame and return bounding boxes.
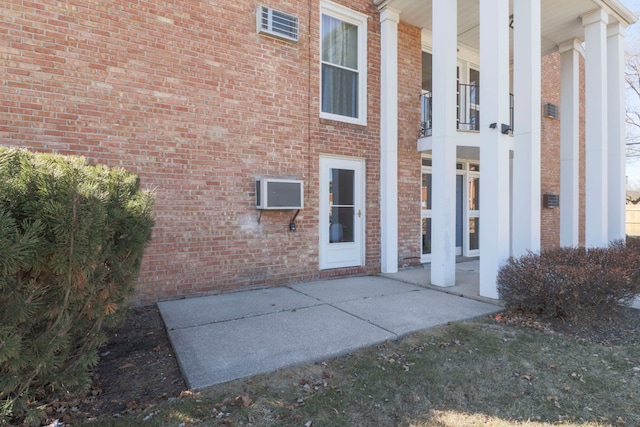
[320,0,367,126]
[420,162,433,263]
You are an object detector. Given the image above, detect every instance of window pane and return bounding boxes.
[322,15,358,69]
[469,177,480,210]
[422,52,432,92]
[422,218,432,255]
[330,169,354,206]
[330,207,354,243]
[469,68,480,104]
[421,173,432,210]
[469,218,480,250]
[322,64,358,117]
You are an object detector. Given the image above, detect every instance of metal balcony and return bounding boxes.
[419,86,513,138]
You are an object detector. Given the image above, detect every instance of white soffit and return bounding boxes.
[374,0,637,56]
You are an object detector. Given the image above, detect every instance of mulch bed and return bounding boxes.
[78,305,188,422]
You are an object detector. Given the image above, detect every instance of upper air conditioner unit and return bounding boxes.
[256,6,299,42]
[256,178,304,210]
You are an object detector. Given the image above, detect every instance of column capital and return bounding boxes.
[380,7,400,24]
[607,21,626,38]
[582,8,608,27]
[558,38,584,56]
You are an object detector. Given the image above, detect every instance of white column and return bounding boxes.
[559,40,582,247]
[512,0,541,257]
[583,9,609,247]
[479,0,511,299]
[380,7,400,273]
[430,0,457,287]
[607,21,627,242]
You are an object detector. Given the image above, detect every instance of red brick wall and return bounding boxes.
[397,23,422,267]
[540,53,562,249]
[539,52,586,249]
[1,0,382,304]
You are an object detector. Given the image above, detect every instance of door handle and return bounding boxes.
[357,209,362,218]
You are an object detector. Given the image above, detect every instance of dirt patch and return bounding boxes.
[78,305,187,421]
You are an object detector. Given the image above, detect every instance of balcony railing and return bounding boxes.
[419,86,514,138]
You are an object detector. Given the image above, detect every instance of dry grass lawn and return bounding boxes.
[81,311,640,427]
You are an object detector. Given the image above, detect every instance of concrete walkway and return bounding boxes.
[158,273,501,390]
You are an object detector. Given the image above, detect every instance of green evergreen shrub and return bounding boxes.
[0,147,154,425]
[497,242,640,321]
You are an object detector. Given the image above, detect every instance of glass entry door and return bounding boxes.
[421,159,471,263]
[319,157,364,269]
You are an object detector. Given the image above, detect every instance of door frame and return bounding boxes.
[319,155,366,270]
[420,162,464,264]
[466,170,481,257]
[421,156,481,262]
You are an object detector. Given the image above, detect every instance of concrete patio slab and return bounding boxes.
[164,304,394,389]
[158,275,502,390]
[334,289,500,335]
[158,287,319,330]
[290,275,420,303]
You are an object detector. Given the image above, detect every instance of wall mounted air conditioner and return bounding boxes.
[256,5,299,42]
[256,178,304,210]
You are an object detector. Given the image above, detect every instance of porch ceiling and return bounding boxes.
[373,0,637,56]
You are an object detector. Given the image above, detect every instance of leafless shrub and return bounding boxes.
[497,240,640,321]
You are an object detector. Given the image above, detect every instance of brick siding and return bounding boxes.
[539,52,586,249]
[0,0,384,304]
[1,0,585,304]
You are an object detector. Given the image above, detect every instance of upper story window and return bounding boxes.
[320,1,367,125]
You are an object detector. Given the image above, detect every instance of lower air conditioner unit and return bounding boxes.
[256,178,304,210]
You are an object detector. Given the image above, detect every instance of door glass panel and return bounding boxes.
[422,218,432,255]
[469,218,480,250]
[329,169,354,243]
[469,177,480,210]
[421,173,432,210]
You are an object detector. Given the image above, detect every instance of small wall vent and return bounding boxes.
[257,6,299,42]
[543,193,560,209]
[543,103,559,119]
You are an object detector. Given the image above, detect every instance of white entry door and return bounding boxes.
[319,157,365,269]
